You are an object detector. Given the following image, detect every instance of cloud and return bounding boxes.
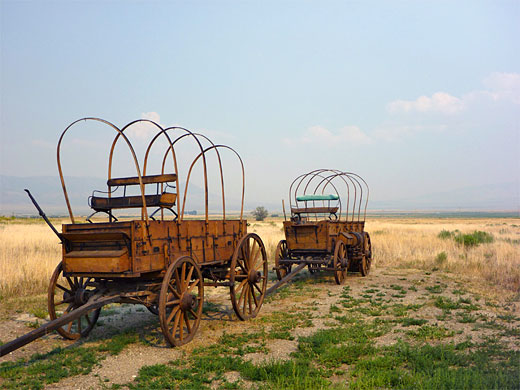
[483,72,520,92]
[125,112,162,139]
[285,125,371,147]
[387,92,464,114]
[379,72,520,141]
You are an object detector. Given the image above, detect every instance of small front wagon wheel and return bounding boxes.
[274,240,291,281]
[159,256,204,347]
[48,262,101,340]
[360,233,372,277]
[230,233,268,321]
[333,241,349,285]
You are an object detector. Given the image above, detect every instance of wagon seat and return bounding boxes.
[88,173,178,220]
[291,194,339,221]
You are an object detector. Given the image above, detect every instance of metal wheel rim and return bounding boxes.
[159,256,204,347]
[48,262,101,340]
[230,233,268,321]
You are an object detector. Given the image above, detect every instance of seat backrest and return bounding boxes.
[107,173,177,187]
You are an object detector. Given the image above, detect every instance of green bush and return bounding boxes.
[438,230,493,247]
[435,251,448,265]
[454,231,494,247]
[438,230,453,240]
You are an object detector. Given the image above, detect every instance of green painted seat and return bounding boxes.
[296,194,339,202]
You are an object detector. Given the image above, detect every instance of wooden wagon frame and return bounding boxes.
[274,169,372,285]
[1,118,268,355]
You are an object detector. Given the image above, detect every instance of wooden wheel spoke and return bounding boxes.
[65,276,75,289]
[56,283,71,294]
[85,314,93,326]
[77,318,82,334]
[184,314,192,333]
[242,284,249,314]
[253,255,264,271]
[168,284,181,298]
[170,309,181,334]
[181,262,187,289]
[237,283,247,308]
[166,299,180,307]
[185,265,194,288]
[174,269,182,293]
[236,278,248,293]
[237,257,248,273]
[64,303,74,313]
[67,321,73,333]
[167,305,180,324]
[247,287,253,314]
[251,286,259,307]
[188,308,198,320]
[249,240,258,268]
[187,279,200,293]
[179,312,184,341]
[252,282,263,295]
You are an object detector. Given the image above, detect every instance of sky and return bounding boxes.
[1,0,519,213]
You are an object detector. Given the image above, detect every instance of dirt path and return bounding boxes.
[1,265,519,389]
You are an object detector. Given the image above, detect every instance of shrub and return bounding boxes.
[438,230,494,247]
[438,230,453,240]
[435,251,447,266]
[252,206,268,221]
[454,231,494,247]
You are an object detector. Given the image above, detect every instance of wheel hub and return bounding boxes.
[180,293,196,311]
[73,288,90,306]
[248,270,262,284]
[340,258,349,268]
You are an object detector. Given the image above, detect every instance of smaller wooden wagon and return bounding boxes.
[274,169,372,284]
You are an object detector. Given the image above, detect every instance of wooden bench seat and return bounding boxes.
[90,193,176,212]
[291,206,339,214]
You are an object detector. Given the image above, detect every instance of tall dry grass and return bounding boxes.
[0,217,519,302]
[366,218,520,293]
[0,222,62,299]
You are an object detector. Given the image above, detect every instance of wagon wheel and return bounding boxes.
[230,233,268,321]
[48,262,101,340]
[333,241,349,285]
[274,240,292,280]
[159,256,204,347]
[360,233,372,277]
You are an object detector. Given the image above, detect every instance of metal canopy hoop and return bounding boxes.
[57,118,243,226]
[288,168,369,222]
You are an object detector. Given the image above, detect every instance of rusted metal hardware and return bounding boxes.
[273,169,373,286]
[2,118,268,356]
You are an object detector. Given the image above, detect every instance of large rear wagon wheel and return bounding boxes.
[230,233,268,321]
[360,233,372,277]
[274,240,292,281]
[48,262,101,340]
[333,241,349,285]
[159,256,204,347]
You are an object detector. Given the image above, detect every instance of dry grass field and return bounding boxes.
[1,216,519,389]
[1,216,519,302]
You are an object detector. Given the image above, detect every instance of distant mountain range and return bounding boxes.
[0,175,518,216]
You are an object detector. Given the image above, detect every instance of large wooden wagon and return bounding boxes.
[274,169,372,285]
[1,118,268,355]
